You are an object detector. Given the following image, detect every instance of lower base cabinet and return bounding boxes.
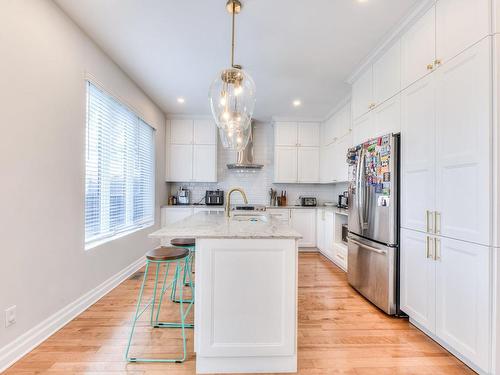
[291,209,316,248]
[400,228,491,373]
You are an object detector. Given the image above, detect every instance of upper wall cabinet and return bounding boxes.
[436,0,490,65]
[351,67,373,120]
[166,119,217,183]
[275,121,320,147]
[401,6,436,88]
[373,39,401,105]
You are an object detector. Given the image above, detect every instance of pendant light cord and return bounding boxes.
[231,2,235,68]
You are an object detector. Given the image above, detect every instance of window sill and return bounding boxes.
[85,222,155,251]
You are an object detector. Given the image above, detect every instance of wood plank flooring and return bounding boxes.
[4,253,474,374]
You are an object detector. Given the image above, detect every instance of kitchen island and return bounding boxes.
[149,211,302,374]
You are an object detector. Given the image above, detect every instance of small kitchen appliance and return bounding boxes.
[338,192,348,208]
[300,197,317,207]
[205,190,224,206]
[177,187,190,205]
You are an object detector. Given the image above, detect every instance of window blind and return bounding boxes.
[85,81,155,245]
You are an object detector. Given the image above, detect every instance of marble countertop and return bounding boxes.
[161,204,348,215]
[150,211,303,240]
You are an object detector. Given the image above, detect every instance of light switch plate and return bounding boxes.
[5,305,16,328]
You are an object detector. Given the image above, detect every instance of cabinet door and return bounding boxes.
[372,94,401,138]
[435,39,491,246]
[193,144,217,182]
[436,0,490,65]
[373,39,401,105]
[298,147,320,183]
[324,211,335,258]
[351,112,373,145]
[274,122,297,146]
[316,209,325,252]
[435,237,490,371]
[334,102,352,139]
[401,6,436,88]
[334,134,351,183]
[170,119,193,144]
[274,147,297,183]
[291,209,316,247]
[267,209,290,224]
[322,115,336,147]
[400,229,436,332]
[193,119,216,145]
[298,123,320,147]
[352,66,373,120]
[168,144,193,182]
[401,75,436,232]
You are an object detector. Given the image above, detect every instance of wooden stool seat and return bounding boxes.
[171,238,196,247]
[146,247,189,261]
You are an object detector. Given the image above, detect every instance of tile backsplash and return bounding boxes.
[169,122,348,206]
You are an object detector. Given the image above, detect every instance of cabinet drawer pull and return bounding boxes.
[425,236,434,259]
[425,210,433,233]
[434,211,441,234]
[434,237,441,261]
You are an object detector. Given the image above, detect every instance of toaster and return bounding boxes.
[300,197,317,207]
[205,190,224,206]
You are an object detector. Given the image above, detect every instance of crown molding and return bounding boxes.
[346,0,436,84]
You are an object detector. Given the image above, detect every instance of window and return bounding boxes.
[85,81,155,247]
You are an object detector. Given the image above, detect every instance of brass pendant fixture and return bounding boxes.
[209,0,256,151]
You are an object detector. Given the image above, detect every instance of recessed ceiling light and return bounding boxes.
[293,100,301,107]
[357,0,369,3]
[177,97,185,104]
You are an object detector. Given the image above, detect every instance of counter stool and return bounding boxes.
[170,238,196,303]
[125,247,194,363]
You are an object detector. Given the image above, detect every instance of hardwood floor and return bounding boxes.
[4,253,474,374]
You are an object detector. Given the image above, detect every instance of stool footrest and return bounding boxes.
[154,322,194,328]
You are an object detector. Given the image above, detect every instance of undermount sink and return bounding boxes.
[231,213,269,223]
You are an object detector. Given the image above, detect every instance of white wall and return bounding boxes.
[0,0,166,358]
[170,122,348,205]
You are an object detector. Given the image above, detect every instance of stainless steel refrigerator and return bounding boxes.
[346,133,400,315]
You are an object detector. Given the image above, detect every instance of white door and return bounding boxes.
[316,209,325,252]
[372,94,401,138]
[291,209,316,248]
[297,147,320,183]
[401,5,436,87]
[274,146,297,183]
[274,122,297,146]
[193,119,216,145]
[400,229,436,332]
[352,66,373,120]
[373,39,401,105]
[436,0,490,65]
[169,144,193,182]
[193,144,217,182]
[170,119,193,144]
[400,75,436,233]
[334,134,351,182]
[297,123,320,147]
[435,237,490,372]
[351,111,373,145]
[435,38,491,246]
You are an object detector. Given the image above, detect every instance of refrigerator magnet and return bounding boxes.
[377,196,390,207]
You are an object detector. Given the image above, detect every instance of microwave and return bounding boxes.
[300,197,317,207]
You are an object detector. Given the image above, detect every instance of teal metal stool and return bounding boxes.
[125,246,194,363]
[170,238,196,303]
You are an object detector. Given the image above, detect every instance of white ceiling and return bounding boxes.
[54,0,421,121]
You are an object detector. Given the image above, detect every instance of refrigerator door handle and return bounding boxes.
[348,237,387,255]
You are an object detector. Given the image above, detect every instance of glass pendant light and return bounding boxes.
[209,0,256,151]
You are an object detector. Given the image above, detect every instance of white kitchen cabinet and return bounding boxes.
[169,144,193,182]
[436,0,490,65]
[372,94,401,138]
[298,122,320,147]
[434,38,491,246]
[267,208,290,224]
[161,206,194,227]
[291,209,316,248]
[274,122,298,146]
[401,74,436,233]
[166,118,218,182]
[351,111,373,145]
[297,147,320,183]
[193,207,224,214]
[332,133,351,182]
[333,102,351,140]
[373,39,401,106]
[435,237,490,372]
[400,229,436,333]
[351,66,373,120]
[193,144,217,182]
[274,146,298,183]
[401,5,436,88]
[323,211,334,259]
[316,209,326,252]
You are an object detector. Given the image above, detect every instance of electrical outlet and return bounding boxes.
[5,305,16,328]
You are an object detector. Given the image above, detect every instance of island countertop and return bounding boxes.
[149,211,302,240]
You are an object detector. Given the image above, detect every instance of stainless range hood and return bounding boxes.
[227,123,263,170]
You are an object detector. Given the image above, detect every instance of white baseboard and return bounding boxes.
[0,256,146,373]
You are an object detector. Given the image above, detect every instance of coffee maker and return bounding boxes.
[177,187,190,205]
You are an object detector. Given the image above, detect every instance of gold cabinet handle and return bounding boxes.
[426,63,434,71]
[434,237,441,261]
[426,210,434,233]
[426,236,434,259]
[434,211,441,234]
[434,59,442,66]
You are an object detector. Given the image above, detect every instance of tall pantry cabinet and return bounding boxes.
[349,0,495,373]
